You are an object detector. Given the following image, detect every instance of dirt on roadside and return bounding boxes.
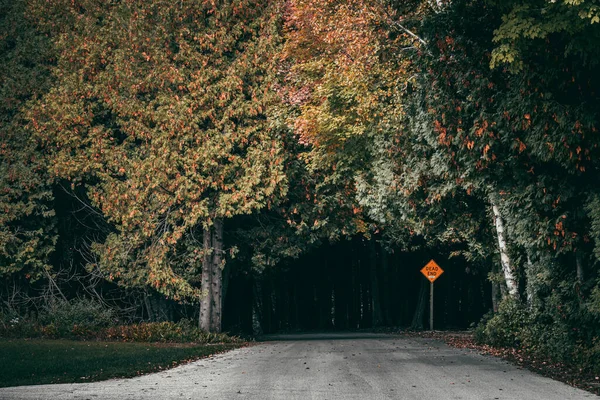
[399,330,600,396]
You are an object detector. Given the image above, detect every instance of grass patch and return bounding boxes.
[0,338,244,388]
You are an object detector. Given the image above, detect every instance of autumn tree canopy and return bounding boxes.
[0,0,56,281]
[1,0,599,370]
[26,0,292,331]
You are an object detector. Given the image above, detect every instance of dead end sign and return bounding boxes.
[420,259,444,283]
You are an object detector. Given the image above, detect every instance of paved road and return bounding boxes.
[0,333,595,400]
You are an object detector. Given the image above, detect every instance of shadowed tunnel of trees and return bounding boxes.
[6,186,491,335]
[224,240,491,334]
[2,0,600,379]
[50,186,491,334]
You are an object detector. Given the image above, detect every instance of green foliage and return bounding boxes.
[39,298,117,337]
[477,286,600,374]
[489,0,600,70]
[1,298,116,339]
[586,194,600,262]
[475,298,532,347]
[0,0,56,280]
[280,0,421,243]
[283,0,600,373]
[1,303,240,343]
[589,284,600,315]
[0,313,40,338]
[475,298,572,360]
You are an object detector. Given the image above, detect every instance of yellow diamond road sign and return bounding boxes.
[421,259,444,283]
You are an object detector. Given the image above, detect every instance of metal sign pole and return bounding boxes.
[420,259,443,332]
[430,281,434,331]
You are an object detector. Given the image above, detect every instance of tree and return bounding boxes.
[410,2,600,361]
[416,0,600,299]
[30,0,288,332]
[489,0,600,71]
[0,0,56,285]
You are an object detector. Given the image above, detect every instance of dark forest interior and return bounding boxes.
[224,240,490,334]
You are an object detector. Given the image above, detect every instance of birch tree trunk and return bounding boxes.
[210,218,224,333]
[490,196,520,300]
[199,226,213,331]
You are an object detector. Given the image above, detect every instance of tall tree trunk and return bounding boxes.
[210,218,224,333]
[369,240,383,327]
[252,277,263,336]
[411,279,427,330]
[199,226,212,331]
[334,277,345,329]
[525,253,535,308]
[491,281,500,313]
[490,196,519,300]
[151,297,160,321]
[381,245,392,325]
[292,283,299,329]
[349,254,359,329]
[165,301,175,321]
[144,292,153,321]
[318,257,332,329]
[222,260,231,315]
[490,258,502,313]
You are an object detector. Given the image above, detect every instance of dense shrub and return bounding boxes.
[101,320,239,344]
[476,290,600,375]
[38,299,117,338]
[0,313,40,338]
[1,304,240,344]
[0,298,116,339]
[474,299,531,348]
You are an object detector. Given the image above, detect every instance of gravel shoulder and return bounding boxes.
[0,333,596,400]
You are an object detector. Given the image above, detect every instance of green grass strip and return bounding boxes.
[0,338,243,388]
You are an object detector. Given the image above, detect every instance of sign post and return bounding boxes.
[420,259,444,331]
[430,281,434,333]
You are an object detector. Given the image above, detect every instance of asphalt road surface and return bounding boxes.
[0,333,595,400]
